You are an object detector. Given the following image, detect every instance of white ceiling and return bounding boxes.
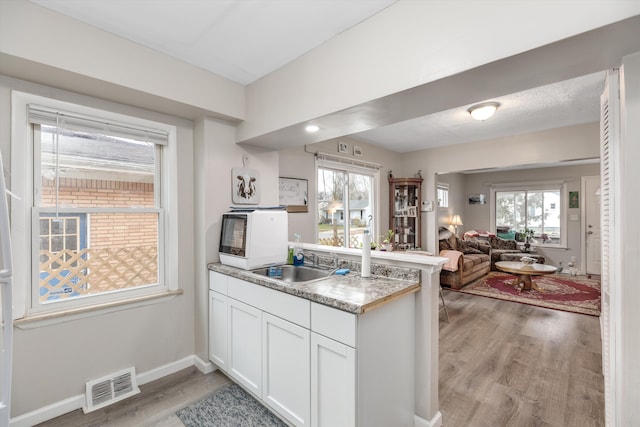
[31,0,397,85]
[352,71,605,152]
[30,0,605,153]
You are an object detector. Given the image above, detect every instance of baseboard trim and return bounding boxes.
[193,354,216,374]
[415,411,443,427]
[10,354,209,427]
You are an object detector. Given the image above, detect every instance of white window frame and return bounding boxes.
[489,180,568,248]
[315,154,381,248]
[11,91,179,321]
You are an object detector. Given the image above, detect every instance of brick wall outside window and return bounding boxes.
[41,177,157,247]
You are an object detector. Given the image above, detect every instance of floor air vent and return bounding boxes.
[83,367,140,413]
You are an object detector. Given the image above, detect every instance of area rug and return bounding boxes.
[176,383,286,427]
[458,272,601,316]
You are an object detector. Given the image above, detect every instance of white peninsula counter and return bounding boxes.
[208,243,446,427]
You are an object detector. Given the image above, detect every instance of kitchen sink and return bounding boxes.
[251,265,330,283]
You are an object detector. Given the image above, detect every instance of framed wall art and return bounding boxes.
[232,167,260,204]
[338,141,349,154]
[569,191,579,208]
[468,193,486,205]
[279,177,308,213]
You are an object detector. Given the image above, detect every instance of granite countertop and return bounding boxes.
[208,262,421,315]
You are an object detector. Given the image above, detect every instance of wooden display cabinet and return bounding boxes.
[388,177,422,250]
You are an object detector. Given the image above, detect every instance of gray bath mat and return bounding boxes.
[176,383,287,427]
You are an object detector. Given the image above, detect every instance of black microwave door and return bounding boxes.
[220,215,247,256]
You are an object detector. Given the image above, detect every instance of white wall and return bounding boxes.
[278,138,403,243]
[193,117,281,361]
[0,76,196,416]
[400,123,601,254]
[435,173,465,232]
[0,0,245,122]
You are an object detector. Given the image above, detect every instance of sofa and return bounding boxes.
[439,233,491,290]
[484,235,522,270]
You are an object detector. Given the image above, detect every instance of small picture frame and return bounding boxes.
[407,206,417,217]
[353,145,363,157]
[468,193,486,205]
[569,191,579,209]
[338,141,349,154]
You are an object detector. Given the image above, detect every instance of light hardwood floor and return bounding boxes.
[36,291,604,426]
[439,289,604,427]
[36,367,233,427]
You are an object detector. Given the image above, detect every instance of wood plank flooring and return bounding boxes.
[35,367,232,427]
[439,289,604,427]
[36,290,604,426]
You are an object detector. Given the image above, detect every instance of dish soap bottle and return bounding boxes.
[287,246,294,265]
[293,233,304,266]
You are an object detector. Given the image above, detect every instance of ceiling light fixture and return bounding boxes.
[305,124,320,133]
[468,102,500,121]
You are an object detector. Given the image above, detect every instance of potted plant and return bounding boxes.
[381,229,394,251]
[520,228,535,251]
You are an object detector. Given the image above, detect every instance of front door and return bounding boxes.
[584,175,601,275]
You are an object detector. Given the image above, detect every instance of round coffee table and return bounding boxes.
[495,261,557,291]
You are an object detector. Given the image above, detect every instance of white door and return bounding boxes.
[228,298,262,396]
[310,332,356,427]
[584,175,601,275]
[262,313,310,426]
[209,290,228,370]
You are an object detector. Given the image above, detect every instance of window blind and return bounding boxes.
[28,104,168,145]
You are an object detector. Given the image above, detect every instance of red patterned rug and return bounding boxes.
[458,272,601,316]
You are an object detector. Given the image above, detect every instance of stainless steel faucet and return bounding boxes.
[330,253,338,267]
[309,252,319,267]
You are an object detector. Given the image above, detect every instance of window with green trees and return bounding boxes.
[492,183,566,247]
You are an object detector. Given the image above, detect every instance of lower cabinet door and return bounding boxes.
[228,298,262,396]
[262,313,311,426]
[209,290,228,370]
[310,332,356,427]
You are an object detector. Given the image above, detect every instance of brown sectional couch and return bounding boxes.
[439,234,491,290]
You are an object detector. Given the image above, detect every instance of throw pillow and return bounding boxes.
[438,226,453,240]
[462,247,483,254]
[457,239,483,254]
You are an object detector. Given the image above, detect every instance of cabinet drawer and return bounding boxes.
[209,271,228,294]
[311,302,356,347]
[228,276,310,328]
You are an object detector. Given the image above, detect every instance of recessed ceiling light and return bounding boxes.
[468,102,500,121]
[305,124,320,133]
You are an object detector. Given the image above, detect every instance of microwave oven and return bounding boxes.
[219,208,288,270]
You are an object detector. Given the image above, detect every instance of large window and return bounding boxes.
[491,182,567,247]
[12,92,178,317]
[316,156,379,248]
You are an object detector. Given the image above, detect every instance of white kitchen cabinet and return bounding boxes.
[310,332,356,427]
[310,298,415,427]
[209,270,416,427]
[208,290,228,370]
[227,298,262,396]
[262,313,310,426]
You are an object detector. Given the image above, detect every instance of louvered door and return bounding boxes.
[600,68,620,427]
